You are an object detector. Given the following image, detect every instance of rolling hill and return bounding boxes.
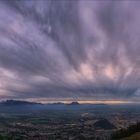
[94,119,116,130]
[120,132,140,140]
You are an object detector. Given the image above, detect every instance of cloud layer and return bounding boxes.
[0,0,139,101]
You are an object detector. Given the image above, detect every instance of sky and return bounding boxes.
[0,0,140,103]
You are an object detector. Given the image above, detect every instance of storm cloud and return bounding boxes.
[0,0,139,102]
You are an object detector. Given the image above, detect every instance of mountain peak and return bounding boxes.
[68,102,80,105]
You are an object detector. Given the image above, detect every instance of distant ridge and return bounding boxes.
[0,100,108,106]
[0,100,41,106]
[46,102,65,105]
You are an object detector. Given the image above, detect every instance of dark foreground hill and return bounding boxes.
[119,132,140,140]
[111,122,140,140]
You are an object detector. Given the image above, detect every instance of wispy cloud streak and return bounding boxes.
[0,0,139,101]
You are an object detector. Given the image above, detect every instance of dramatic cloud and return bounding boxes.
[0,0,139,101]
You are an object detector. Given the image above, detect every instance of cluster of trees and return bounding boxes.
[111,122,140,140]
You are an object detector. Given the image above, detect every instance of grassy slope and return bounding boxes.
[120,132,140,140]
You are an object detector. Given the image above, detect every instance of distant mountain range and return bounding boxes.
[0,100,41,106]
[0,100,107,106]
[0,100,109,114]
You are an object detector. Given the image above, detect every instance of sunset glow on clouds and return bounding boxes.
[0,0,139,102]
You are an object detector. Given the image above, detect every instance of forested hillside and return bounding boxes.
[111,122,140,140]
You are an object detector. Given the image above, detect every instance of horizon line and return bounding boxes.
[0,99,138,105]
